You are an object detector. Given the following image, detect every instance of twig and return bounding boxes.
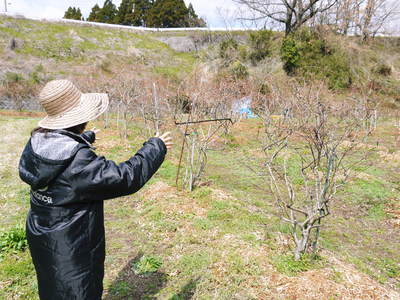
[174,118,233,125]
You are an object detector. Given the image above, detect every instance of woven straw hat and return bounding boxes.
[38,80,109,129]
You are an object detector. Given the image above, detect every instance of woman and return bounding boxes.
[18,79,172,299]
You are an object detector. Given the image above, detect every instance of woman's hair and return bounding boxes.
[31,123,88,136]
[65,123,88,134]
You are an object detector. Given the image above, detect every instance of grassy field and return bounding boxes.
[0,110,399,299]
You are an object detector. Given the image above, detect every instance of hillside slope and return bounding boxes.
[0,16,200,107]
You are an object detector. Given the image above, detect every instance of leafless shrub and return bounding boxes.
[79,70,176,139]
[174,75,244,191]
[135,79,175,137]
[351,88,380,135]
[251,79,372,260]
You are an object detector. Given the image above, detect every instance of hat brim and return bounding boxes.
[38,93,109,130]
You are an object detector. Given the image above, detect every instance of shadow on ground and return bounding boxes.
[169,277,200,300]
[104,252,199,299]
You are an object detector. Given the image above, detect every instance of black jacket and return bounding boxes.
[18,130,166,300]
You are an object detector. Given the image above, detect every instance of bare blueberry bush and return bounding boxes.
[174,74,244,191]
[251,79,371,260]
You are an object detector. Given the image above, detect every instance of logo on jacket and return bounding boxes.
[32,190,53,204]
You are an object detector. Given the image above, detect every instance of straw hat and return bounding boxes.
[38,80,109,129]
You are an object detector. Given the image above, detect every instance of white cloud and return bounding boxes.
[4,0,238,27]
[187,0,240,28]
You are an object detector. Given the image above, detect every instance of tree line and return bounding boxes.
[64,0,206,28]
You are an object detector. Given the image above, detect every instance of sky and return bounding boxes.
[2,0,240,28]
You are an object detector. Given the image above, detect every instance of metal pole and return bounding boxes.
[4,0,7,12]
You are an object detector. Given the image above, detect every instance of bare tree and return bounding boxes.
[321,0,399,38]
[251,79,371,260]
[331,0,362,34]
[357,0,400,40]
[234,0,337,34]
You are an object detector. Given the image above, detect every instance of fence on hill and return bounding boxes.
[1,12,258,32]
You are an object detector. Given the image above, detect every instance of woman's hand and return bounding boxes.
[91,127,101,134]
[155,132,173,150]
[90,127,101,143]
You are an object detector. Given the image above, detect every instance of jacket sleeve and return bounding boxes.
[70,137,167,201]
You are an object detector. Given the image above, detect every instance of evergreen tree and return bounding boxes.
[64,6,83,21]
[97,0,118,24]
[147,0,189,28]
[130,0,154,26]
[186,3,206,27]
[75,8,83,21]
[116,0,134,25]
[187,3,197,19]
[88,4,101,22]
[64,7,73,19]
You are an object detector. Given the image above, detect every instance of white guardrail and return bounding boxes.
[1,12,259,32]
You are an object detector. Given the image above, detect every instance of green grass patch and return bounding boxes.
[193,218,213,230]
[272,253,324,276]
[108,281,133,298]
[367,203,388,220]
[192,187,212,201]
[377,258,400,279]
[344,179,391,205]
[136,38,169,51]
[153,66,181,79]
[348,254,400,284]
[0,225,28,255]
[0,251,37,299]
[156,160,177,183]
[178,252,212,276]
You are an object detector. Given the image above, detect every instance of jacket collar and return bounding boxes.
[53,130,96,150]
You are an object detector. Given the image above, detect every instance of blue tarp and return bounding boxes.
[232,96,256,118]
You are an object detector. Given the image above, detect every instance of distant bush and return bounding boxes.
[258,82,271,95]
[219,38,239,65]
[29,65,46,84]
[280,37,301,75]
[373,63,392,76]
[1,72,37,110]
[4,72,24,84]
[323,53,353,90]
[230,61,249,79]
[168,94,192,114]
[238,45,248,61]
[98,59,112,73]
[0,226,28,254]
[29,72,42,84]
[281,29,352,90]
[248,30,273,65]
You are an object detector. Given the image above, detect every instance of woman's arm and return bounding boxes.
[70,137,167,201]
